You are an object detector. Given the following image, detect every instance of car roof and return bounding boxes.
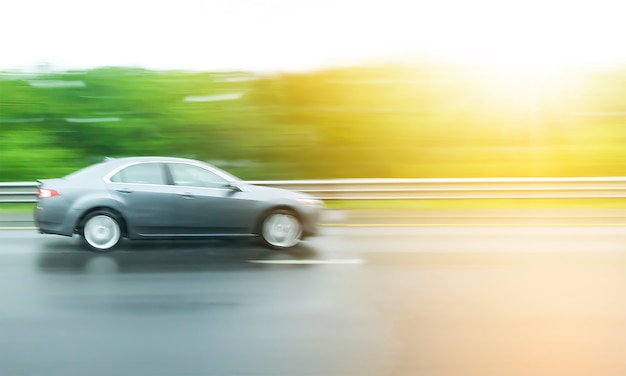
[103,156,204,165]
[64,156,223,181]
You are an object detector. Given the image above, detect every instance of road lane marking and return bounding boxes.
[0,226,38,230]
[247,259,365,265]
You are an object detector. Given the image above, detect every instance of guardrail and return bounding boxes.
[0,182,39,203]
[3,177,626,203]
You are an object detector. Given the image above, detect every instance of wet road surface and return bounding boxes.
[1,226,626,376]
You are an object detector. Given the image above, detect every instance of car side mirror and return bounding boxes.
[227,181,243,192]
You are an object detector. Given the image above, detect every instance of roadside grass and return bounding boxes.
[324,198,626,210]
[0,203,35,213]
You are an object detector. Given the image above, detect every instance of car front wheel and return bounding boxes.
[261,210,302,249]
[81,211,122,252]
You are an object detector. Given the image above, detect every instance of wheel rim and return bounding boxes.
[263,213,302,248]
[83,215,121,250]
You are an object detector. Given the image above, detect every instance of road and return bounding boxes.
[1,225,626,376]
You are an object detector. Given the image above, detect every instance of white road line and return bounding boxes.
[247,259,366,265]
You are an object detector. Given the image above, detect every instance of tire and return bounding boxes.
[80,210,122,252]
[260,209,302,249]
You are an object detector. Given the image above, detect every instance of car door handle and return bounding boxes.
[116,189,132,194]
[178,192,194,199]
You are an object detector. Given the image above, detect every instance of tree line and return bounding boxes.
[1,64,625,181]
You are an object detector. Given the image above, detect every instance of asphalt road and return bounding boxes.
[2,225,626,376]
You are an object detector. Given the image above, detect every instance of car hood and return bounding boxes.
[242,183,316,200]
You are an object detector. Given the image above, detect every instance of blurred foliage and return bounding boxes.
[1,64,626,180]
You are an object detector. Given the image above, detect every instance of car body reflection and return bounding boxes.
[36,238,320,274]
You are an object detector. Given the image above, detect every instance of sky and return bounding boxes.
[2,0,626,72]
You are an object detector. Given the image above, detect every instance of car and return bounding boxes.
[34,156,324,252]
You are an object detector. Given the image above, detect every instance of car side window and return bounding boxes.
[110,163,166,185]
[168,163,229,188]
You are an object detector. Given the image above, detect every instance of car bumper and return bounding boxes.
[296,205,322,238]
[34,202,77,237]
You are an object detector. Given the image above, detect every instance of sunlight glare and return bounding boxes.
[419,0,625,75]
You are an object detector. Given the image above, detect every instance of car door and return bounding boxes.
[166,162,256,235]
[106,162,179,236]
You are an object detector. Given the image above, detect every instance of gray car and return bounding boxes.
[35,157,323,252]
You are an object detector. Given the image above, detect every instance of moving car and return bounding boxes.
[35,157,323,252]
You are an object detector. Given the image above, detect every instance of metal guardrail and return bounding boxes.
[3,177,626,203]
[0,182,39,203]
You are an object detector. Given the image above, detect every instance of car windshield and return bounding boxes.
[198,162,241,182]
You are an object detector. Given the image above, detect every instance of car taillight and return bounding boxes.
[38,188,60,199]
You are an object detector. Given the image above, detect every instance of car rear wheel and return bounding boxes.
[81,211,122,252]
[261,210,302,249]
